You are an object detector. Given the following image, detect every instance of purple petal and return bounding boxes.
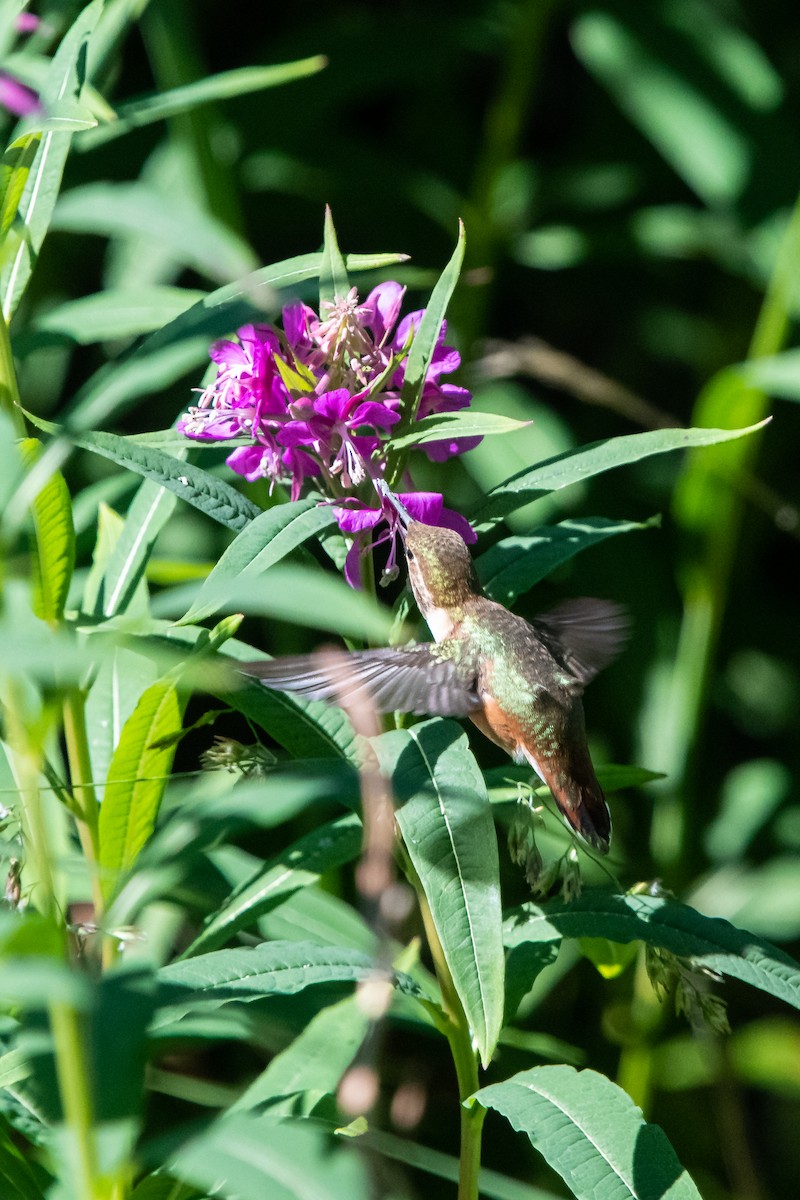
[278,420,317,447]
[0,73,40,116]
[226,445,271,481]
[282,300,316,348]
[422,436,483,462]
[350,399,400,429]
[362,282,406,345]
[435,505,477,544]
[399,492,476,543]
[313,388,353,422]
[335,503,382,534]
[343,537,366,589]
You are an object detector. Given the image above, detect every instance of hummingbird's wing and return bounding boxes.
[531,598,629,688]
[240,645,482,717]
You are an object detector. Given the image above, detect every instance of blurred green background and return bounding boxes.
[4,1,800,1195]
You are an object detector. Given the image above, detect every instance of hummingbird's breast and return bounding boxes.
[458,601,577,761]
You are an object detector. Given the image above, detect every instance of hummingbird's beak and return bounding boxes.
[374,478,412,532]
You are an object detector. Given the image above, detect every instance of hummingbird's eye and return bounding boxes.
[406,549,415,562]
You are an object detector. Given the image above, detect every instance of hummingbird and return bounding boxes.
[241,507,628,853]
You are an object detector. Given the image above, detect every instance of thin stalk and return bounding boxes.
[405,853,484,1200]
[62,688,108,951]
[659,188,800,874]
[2,694,103,1198]
[0,309,27,436]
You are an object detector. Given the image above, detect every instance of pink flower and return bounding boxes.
[0,73,40,117]
[335,491,476,589]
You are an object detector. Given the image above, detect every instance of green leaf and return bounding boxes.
[0,133,40,241]
[319,206,349,308]
[234,995,369,1116]
[504,893,800,1010]
[475,1064,701,1199]
[473,422,769,526]
[92,468,185,619]
[18,439,75,623]
[166,1115,368,1200]
[0,1122,46,1200]
[153,941,422,1030]
[373,718,504,1066]
[98,678,183,901]
[387,410,530,451]
[67,426,260,533]
[32,286,206,343]
[154,626,360,762]
[180,497,337,625]
[184,812,363,957]
[65,250,407,429]
[53,183,258,284]
[80,58,328,149]
[477,517,652,606]
[386,222,465,483]
[109,765,361,926]
[1,0,104,320]
[572,8,752,208]
[155,565,396,643]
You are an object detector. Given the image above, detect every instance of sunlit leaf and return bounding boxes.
[233,995,369,1116]
[80,58,328,148]
[153,941,422,1030]
[32,286,206,343]
[18,439,75,623]
[179,497,337,625]
[504,893,800,1010]
[477,517,653,605]
[387,410,529,451]
[1,0,104,320]
[184,812,363,957]
[98,678,183,901]
[473,423,769,526]
[475,1065,701,1199]
[373,718,504,1066]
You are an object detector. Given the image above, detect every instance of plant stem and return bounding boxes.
[657,188,800,875]
[2,693,103,1198]
[407,855,484,1200]
[0,308,27,436]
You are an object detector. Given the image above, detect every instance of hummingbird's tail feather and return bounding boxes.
[519,746,611,854]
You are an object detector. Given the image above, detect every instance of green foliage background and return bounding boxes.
[2,1,799,1197]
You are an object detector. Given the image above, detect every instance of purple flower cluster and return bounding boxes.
[180,281,477,586]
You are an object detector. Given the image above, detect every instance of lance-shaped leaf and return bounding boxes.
[98,677,183,902]
[475,1065,701,1199]
[165,1115,368,1200]
[472,422,770,526]
[374,718,504,1066]
[32,285,206,343]
[233,994,369,1116]
[0,133,40,241]
[387,410,529,451]
[184,812,363,957]
[180,496,337,625]
[319,205,349,309]
[1,0,104,320]
[152,941,422,1031]
[477,517,652,606]
[385,222,465,485]
[66,249,407,429]
[80,57,328,149]
[504,893,800,1010]
[19,438,75,623]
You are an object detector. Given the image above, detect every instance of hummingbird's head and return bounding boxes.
[404,521,481,617]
